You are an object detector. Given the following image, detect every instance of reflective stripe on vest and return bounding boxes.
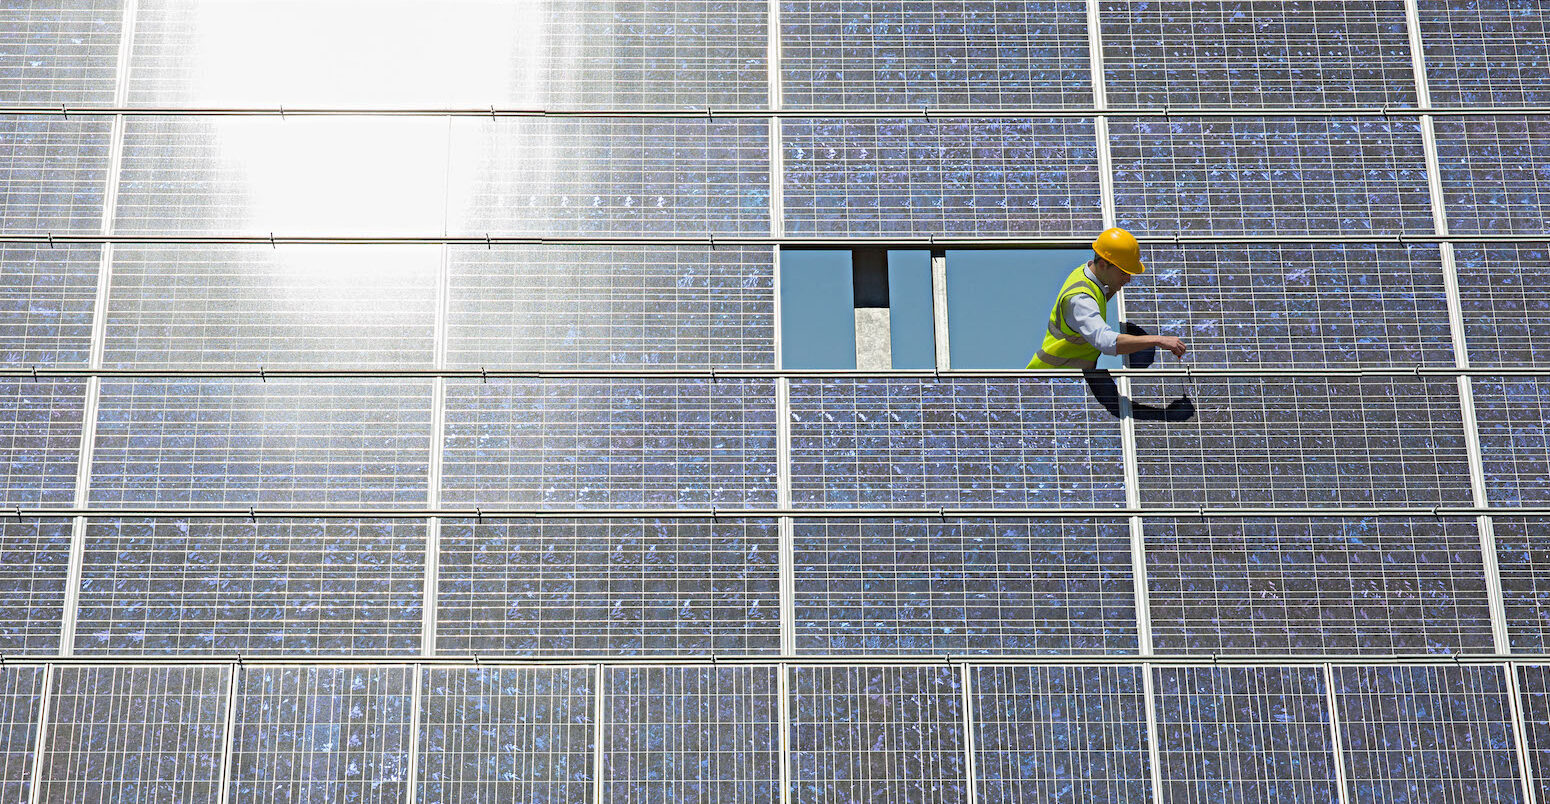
[1027,263,1108,370]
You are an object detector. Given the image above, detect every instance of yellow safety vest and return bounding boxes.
[1027,264,1109,370]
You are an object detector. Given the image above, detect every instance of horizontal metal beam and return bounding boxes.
[5,105,1550,119]
[3,233,1548,247]
[4,366,1548,380]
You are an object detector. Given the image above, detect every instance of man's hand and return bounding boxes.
[1152,336,1187,358]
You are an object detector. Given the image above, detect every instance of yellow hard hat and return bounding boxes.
[1092,227,1145,275]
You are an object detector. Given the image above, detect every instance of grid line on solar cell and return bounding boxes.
[1418,0,1550,107]
[1152,665,1340,802]
[789,665,968,804]
[1473,378,1550,506]
[1493,519,1550,652]
[1145,517,1494,655]
[781,118,1103,236]
[231,666,413,803]
[445,245,774,370]
[1514,664,1550,804]
[0,0,122,106]
[418,666,595,803]
[1122,242,1454,368]
[0,667,44,803]
[38,665,229,802]
[73,518,425,656]
[436,520,781,656]
[1455,243,1550,368]
[1099,0,1417,109]
[88,378,433,508]
[440,378,777,509]
[0,521,70,655]
[792,518,1137,655]
[1335,665,1523,802]
[1131,377,1473,507]
[605,666,779,803]
[0,117,110,235]
[788,378,1126,508]
[126,0,767,109]
[780,0,1093,109]
[1433,116,1550,235]
[1109,116,1434,236]
[0,244,99,367]
[104,244,441,369]
[971,665,1151,804]
[0,379,84,507]
[448,119,770,237]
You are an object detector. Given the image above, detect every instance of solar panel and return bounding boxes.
[418,666,595,803]
[440,379,777,509]
[790,665,968,804]
[436,519,780,656]
[0,666,44,802]
[781,118,1103,236]
[1152,665,1340,802]
[1109,116,1433,236]
[1120,242,1454,369]
[104,244,440,369]
[605,666,779,803]
[972,665,1151,804]
[0,520,70,655]
[74,518,426,656]
[231,666,413,802]
[88,378,433,508]
[37,665,230,801]
[1334,665,1524,802]
[0,117,110,235]
[0,1,121,107]
[0,244,98,367]
[1514,664,1550,804]
[1434,115,1550,235]
[1473,377,1550,506]
[445,245,775,370]
[793,518,1136,655]
[1493,517,1550,651]
[1145,517,1494,655]
[788,378,1126,508]
[1454,243,1550,368]
[780,0,1093,109]
[1131,377,1474,507]
[0,379,83,507]
[447,119,770,237]
[1418,0,1550,107]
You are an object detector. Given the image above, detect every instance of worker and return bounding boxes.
[1027,227,1188,370]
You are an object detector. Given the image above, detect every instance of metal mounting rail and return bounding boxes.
[5,366,1549,379]
[4,104,1549,118]
[3,233,1548,247]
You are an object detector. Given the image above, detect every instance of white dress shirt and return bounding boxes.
[1064,263,1119,355]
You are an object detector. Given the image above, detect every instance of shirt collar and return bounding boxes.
[1083,260,1117,298]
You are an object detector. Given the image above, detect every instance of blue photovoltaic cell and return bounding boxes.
[1121,242,1454,369]
[104,244,441,369]
[793,518,1137,655]
[445,245,775,370]
[1474,378,1550,506]
[0,520,70,655]
[1145,517,1494,655]
[447,119,770,237]
[1516,665,1550,803]
[0,0,122,106]
[419,666,595,803]
[1455,243,1550,368]
[38,665,230,802]
[1153,665,1340,803]
[0,244,98,367]
[0,667,44,803]
[0,379,84,507]
[972,665,1151,804]
[437,519,780,656]
[606,666,779,804]
[0,117,110,235]
[440,379,777,509]
[1434,116,1550,235]
[782,118,1103,236]
[232,666,413,803]
[74,518,425,656]
[1419,0,1550,107]
[1335,665,1524,803]
[780,0,1093,109]
[788,378,1126,508]
[790,665,967,804]
[1100,0,1417,109]
[1132,377,1473,507]
[1494,518,1550,652]
[1110,117,1433,236]
[89,378,433,508]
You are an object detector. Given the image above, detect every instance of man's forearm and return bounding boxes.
[1114,333,1160,355]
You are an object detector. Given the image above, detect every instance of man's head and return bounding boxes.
[1091,254,1136,290]
[1091,227,1145,290]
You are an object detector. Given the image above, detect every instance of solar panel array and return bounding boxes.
[2,0,1549,799]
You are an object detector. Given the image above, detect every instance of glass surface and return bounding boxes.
[1473,377,1550,506]
[779,249,857,370]
[0,520,71,655]
[0,0,121,106]
[0,244,98,367]
[1515,664,1550,804]
[0,379,85,507]
[0,117,110,235]
[945,248,1117,369]
[888,250,936,370]
[1419,0,1550,107]
[0,667,44,803]
[1455,243,1550,368]
[1434,115,1550,235]
[1493,518,1550,652]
